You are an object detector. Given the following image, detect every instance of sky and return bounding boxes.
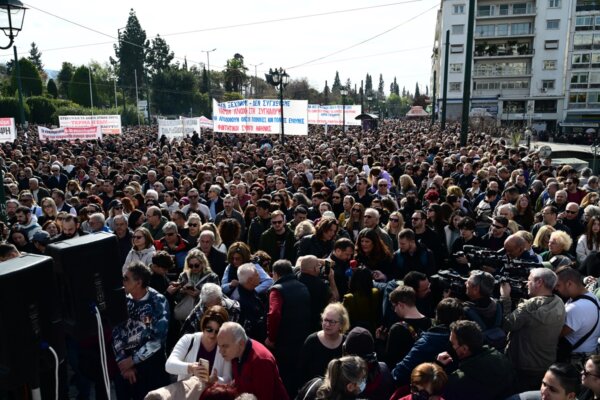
[0,0,440,96]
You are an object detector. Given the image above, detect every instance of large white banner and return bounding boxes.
[0,118,17,143]
[212,99,308,135]
[308,104,362,126]
[199,116,213,129]
[58,115,122,135]
[38,126,102,142]
[158,117,201,141]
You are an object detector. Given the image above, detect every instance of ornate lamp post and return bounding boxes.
[265,67,290,145]
[0,0,26,223]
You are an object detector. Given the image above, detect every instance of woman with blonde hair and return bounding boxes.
[385,211,405,251]
[344,203,365,243]
[299,303,350,386]
[38,197,59,226]
[399,175,417,197]
[122,227,155,273]
[540,230,575,262]
[532,225,556,254]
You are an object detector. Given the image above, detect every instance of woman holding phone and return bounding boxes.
[165,305,232,383]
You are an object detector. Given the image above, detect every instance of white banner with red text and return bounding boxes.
[38,126,102,142]
[0,118,17,143]
[58,115,122,135]
[212,99,308,135]
[307,104,362,126]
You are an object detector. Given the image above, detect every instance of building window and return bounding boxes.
[449,82,462,91]
[511,23,532,35]
[477,5,494,16]
[534,100,557,112]
[573,53,591,68]
[542,80,555,90]
[548,0,561,7]
[543,60,557,70]
[450,63,463,73]
[452,24,465,35]
[499,4,509,14]
[453,4,465,13]
[546,19,560,29]
[475,24,496,37]
[496,24,509,36]
[545,40,559,49]
[574,34,593,50]
[576,16,593,30]
[451,44,464,53]
[513,3,529,14]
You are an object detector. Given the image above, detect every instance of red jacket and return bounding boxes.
[232,339,289,400]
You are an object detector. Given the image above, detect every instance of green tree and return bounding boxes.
[332,71,341,91]
[146,34,174,77]
[0,96,29,123]
[89,61,118,107]
[390,77,399,96]
[112,9,148,98]
[26,96,57,124]
[151,66,206,115]
[415,82,421,98]
[199,66,209,93]
[378,74,385,99]
[10,58,43,97]
[57,62,74,99]
[223,53,248,93]
[28,42,43,73]
[322,80,330,105]
[69,65,98,107]
[47,79,58,98]
[365,73,373,97]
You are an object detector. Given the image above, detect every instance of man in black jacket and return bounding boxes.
[259,210,296,264]
[266,260,311,396]
[198,230,227,279]
[247,198,271,252]
[297,255,339,331]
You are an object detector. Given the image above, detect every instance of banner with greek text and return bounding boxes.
[157,117,201,141]
[212,99,308,135]
[38,126,102,142]
[199,116,213,129]
[58,115,122,135]
[0,118,17,143]
[307,104,362,126]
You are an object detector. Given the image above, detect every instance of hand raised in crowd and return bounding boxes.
[436,351,453,366]
[500,282,512,298]
[229,279,239,288]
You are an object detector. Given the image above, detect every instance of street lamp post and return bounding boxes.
[202,48,216,113]
[340,88,348,133]
[249,62,263,97]
[265,67,290,145]
[0,0,26,224]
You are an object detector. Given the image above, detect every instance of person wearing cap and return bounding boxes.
[31,230,51,255]
[481,216,510,252]
[342,327,394,399]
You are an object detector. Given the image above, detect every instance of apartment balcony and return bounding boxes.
[476,11,536,19]
[474,45,534,58]
[475,31,535,39]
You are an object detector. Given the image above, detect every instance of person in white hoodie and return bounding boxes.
[123,227,156,274]
[165,305,232,383]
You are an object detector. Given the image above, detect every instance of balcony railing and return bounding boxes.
[474,69,531,77]
[474,47,534,57]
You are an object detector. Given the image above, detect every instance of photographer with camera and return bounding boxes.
[450,217,483,275]
[481,216,510,251]
[500,267,565,392]
[464,270,505,349]
[297,255,340,332]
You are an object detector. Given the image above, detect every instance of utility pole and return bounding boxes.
[88,64,94,115]
[460,0,476,146]
[431,70,437,125]
[134,69,140,126]
[202,48,217,112]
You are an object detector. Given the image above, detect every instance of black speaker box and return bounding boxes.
[46,232,128,339]
[0,253,64,389]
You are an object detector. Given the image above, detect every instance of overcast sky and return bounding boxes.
[1,0,439,95]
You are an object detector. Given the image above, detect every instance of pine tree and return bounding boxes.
[28,42,43,72]
[10,58,42,97]
[69,65,98,107]
[111,9,148,97]
[332,71,341,91]
[323,80,330,105]
[402,86,406,97]
[426,85,429,96]
[415,82,421,97]
[57,62,74,99]
[378,74,385,99]
[365,74,373,96]
[200,66,209,93]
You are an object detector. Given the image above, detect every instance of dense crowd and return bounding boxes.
[3,120,600,400]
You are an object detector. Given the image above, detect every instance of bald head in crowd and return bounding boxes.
[504,234,527,259]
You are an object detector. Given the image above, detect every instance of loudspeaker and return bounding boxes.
[0,254,64,389]
[47,232,128,339]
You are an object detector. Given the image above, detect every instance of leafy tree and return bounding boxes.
[10,58,43,97]
[223,53,248,93]
[151,66,203,115]
[222,92,243,102]
[69,65,98,107]
[390,77,400,96]
[26,96,57,124]
[285,78,320,103]
[146,34,174,77]
[28,42,44,73]
[47,79,58,98]
[413,94,428,107]
[426,85,429,96]
[415,82,421,98]
[0,96,30,123]
[378,74,385,99]
[57,62,75,99]
[112,9,148,98]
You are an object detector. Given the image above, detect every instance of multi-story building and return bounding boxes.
[563,0,600,134]
[431,0,569,132]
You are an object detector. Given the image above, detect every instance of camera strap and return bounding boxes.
[570,295,600,351]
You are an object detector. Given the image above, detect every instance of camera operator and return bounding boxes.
[499,267,565,392]
[464,270,503,335]
[504,234,540,264]
[450,217,483,275]
[481,216,510,252]
[296,255,339,332]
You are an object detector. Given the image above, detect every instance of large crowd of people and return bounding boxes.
[3,119,600,400]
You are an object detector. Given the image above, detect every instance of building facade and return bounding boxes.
[431,0,569,132]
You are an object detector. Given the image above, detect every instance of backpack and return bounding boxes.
[465,301,507,351]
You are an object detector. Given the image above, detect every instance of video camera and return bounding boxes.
[430,269,467,298]
[460,245,506,270]
[494,259,540,299]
